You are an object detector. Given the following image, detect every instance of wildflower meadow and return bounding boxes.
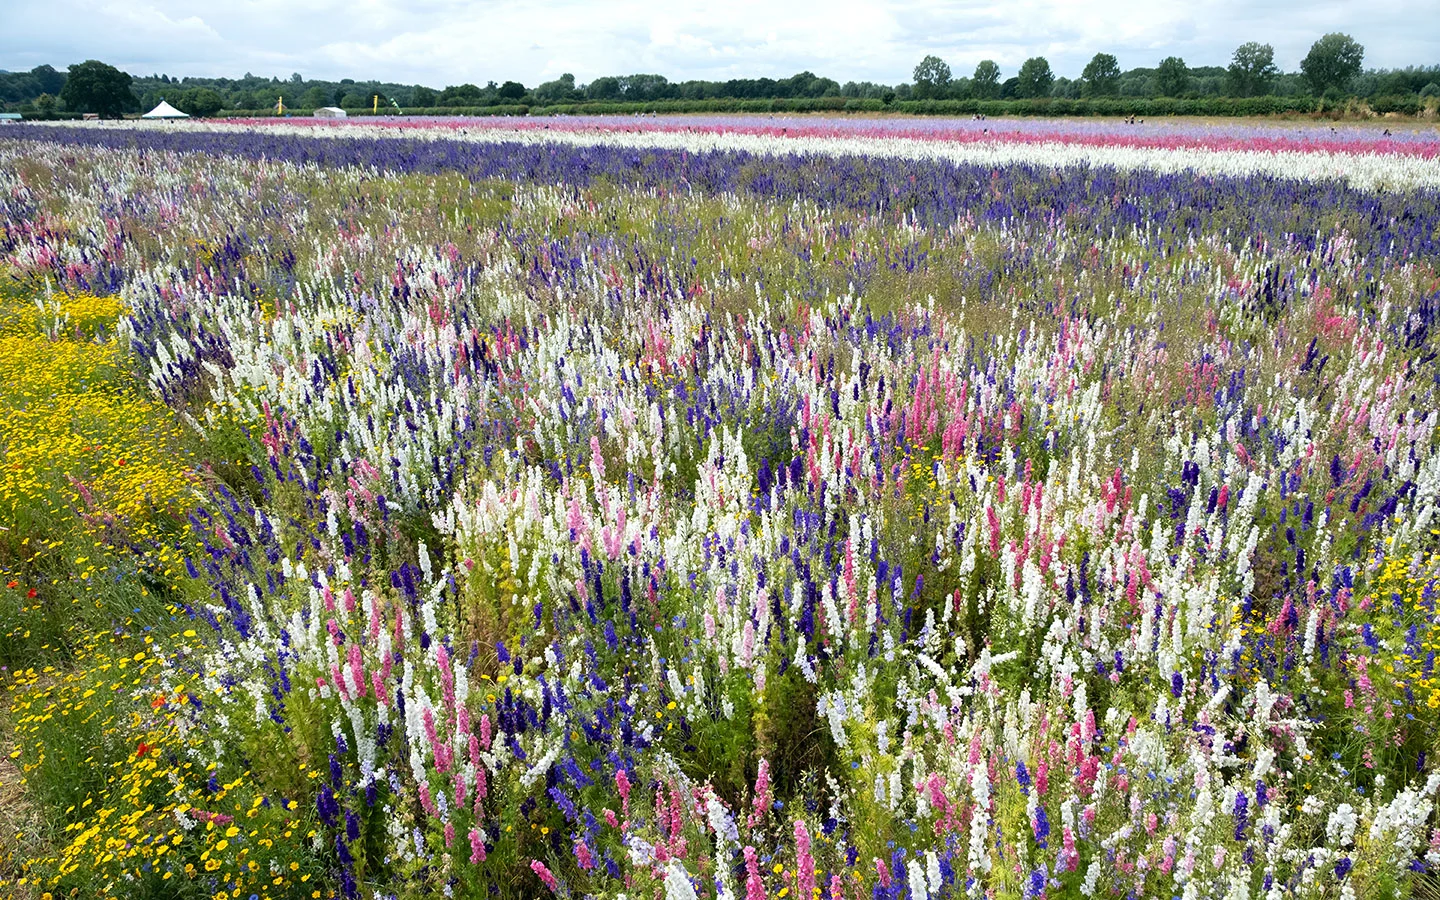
[0,116,1438,900]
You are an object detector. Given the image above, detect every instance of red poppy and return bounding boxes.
[136,741,152,758]
[27,589,37,599]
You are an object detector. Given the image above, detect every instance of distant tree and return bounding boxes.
[299,85,331,109]
[1050,76,1081,99]
[778,71,839,97]
[618,74,669,100]
[339,91,368,109]
[1374,70,1412,97]
[1081,53,1120,96]
[587,76,622,101]
[1301,33,1364,95]
[1000,76,1020,99]
[1423,82,1440,98]
[912,55,952,100]
[410,86,438,107]
[250,87,283,110]
[31,64,66,95]
[60,60,138,117]
[177,87,223,116]
[438,83,484,106]
[1015,57,1053,98]
[841,80,892,100]
[1156,56,1190,96]
[534,73,577,103]
[1227,42,1278,97]
[35,92,58,115]
[497,81,526,101]
[972,60,1001,99]
[290,72,304,84]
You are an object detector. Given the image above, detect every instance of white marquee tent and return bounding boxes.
[314,107,348,118]
[141,100,189,119]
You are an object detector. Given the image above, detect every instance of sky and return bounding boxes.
[1,0,1435,87]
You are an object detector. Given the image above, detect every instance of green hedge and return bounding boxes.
[217,104,532,118]
[211,94,1435,121]
[17,111,86,120]
[1366,95,1424,115]
[891,96,1324,117]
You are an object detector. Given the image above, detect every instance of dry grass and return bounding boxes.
[0,733,45,900]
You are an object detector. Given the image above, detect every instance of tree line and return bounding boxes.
[6,33,1437,119]
[907,36,1419,102]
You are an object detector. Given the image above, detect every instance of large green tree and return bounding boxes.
[31,64,66,96]
[299,85,331,109]
[438,83,485,106]
[1081,53,1120,97]
[1015,57,1053,99]
[177,87,224,117]
[1227,42,1277,97]
[1301,33,1364,95]
[972,60,1001,99]
[59,60,138,117]
[912,55,952,100]
[534,73,578,104]
[1156,56,1190,96]
[587,76,622,101]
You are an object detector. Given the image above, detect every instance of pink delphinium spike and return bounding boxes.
[575,838,595,870]
[875,857,891,888]
[330,663,347,701]
[794,820,815,900]
[743,845,766,900]
[349,643,365,698]
[530,859,559,892]
[615,768,631,816]
[749,758,771,828]
[367,595,383,642]
[437,643,455,708]
[469,828,486,863]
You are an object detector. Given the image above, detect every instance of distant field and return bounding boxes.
[1,118,1438,900]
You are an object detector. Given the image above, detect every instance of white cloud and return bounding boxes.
[1,0,1433,86]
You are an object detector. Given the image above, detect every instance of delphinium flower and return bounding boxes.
[4,115,1440,900]
[794,820,816,900]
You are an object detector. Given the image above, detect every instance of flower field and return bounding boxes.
[1,117,1439,900]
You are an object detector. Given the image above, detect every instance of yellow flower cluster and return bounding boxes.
[3,628,329,899]
[0,289,197,563]
[0,285,331,896]
[1358,551,1440,714]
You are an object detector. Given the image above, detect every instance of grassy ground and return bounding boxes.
[0,280,204,897]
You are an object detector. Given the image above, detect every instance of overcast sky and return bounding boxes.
[2,0,1435,87]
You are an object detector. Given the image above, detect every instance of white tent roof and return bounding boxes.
[142,101,189,119]
[314,106,348,117]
